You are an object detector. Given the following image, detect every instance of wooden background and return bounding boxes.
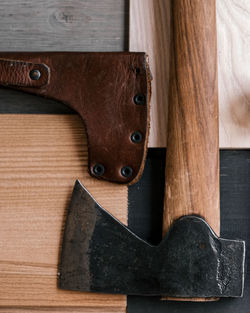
[0,0,250,311]
[1,0,250,147]
[0,0,128,312]
[130,0,250,147]
[0,115,127,311]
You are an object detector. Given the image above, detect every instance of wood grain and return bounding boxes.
[0,1,128,310]
[0,0,128,115]
[129,0,170,147]
[163,0,219,236]
[217,0,250,147]
[130,0,250,148]
[163,0,219,301]
[0,0,127,52]
[0,309,122,313]
[0,114,126,311]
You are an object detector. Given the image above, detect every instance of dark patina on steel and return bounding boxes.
[59,180,245,297]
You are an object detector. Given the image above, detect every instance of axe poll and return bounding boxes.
[58,0,245,298]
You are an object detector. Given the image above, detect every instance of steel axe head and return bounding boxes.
[58,180,245,297]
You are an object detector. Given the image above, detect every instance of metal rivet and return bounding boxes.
[29,69,41,81]
[121,166,133,178]
[93,164,105,176]
[134,94,146,105]
[131,132,143,144]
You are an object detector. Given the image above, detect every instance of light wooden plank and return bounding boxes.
[0,114,127,310]
[0,308,123,313]
[217,0,250,148]
[130,0,250,148]
[129,0,170,148]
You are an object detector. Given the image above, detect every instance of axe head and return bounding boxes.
[58,180,245,297]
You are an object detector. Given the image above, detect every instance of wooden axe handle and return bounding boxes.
[163,1,219,240]
[163,0,219,301]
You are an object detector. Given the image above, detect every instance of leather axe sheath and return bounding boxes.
[0,52,151,184]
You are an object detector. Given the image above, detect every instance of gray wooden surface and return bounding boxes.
[0,0,128,51]
[0,0,128,113]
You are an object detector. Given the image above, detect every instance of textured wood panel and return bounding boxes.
[0,114,126,311]
[129,0,170,147]
[0,0,128,115]
[0,309,122,313]
[130,0,250,148]
[0,0,128,310]
[217,0,250,148]
[0,0,127,52]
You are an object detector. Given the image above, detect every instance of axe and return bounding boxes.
[58,0,245,298]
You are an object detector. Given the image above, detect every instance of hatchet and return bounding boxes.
[58,0,245,298]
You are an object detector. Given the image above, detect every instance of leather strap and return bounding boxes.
[0,59,49,87]
[0,52,151,185]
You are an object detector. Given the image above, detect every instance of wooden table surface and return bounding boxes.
[0,1,128,312]
[0,0,250,312]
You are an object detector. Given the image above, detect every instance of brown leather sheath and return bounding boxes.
[0,52,151,184]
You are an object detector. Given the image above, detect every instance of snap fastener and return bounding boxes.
[131,132,143,143]
[121,166,133,178]
[29,69,41,81]
[93,164,105,176]
[134,94,146,105]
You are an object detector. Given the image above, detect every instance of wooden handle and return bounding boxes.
[163,0,219,235]
[162,0,219,301]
